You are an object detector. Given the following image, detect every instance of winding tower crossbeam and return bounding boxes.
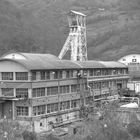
[58,10,87,61]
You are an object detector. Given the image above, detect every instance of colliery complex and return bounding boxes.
[0,52,129,132]
[0,10,134,133]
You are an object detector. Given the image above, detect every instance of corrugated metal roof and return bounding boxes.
[75,61,105,69]
[16,59,80,70]
[76,61,127,69]
[0,59,80,70]
[21,53,59,61]
[0,52,80,70]
[0,52,128,70]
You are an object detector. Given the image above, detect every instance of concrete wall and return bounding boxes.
[34,111,79,132]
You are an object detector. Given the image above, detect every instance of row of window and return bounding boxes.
[89,81,109,89]
[32,85,80,97]
[1,80,124,97]
[17,96,95,117]
[34,99,81,116]
[1,68,128,81]
[88,80,126,89]
[1,71,76,81]
[1,88,28,98]
[88,69,128,76]
[39,70,76,80]
[2,72,28,80]
[16,99,81,116]
[1,85,80,98]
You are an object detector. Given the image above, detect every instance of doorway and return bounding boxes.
[2,101,12,119]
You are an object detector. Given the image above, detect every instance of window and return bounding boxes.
[60,85,70,94]
[33,105,46,116]
[16,88,28,99]
[46,71,50,79]
[112,69,118,75]
[71,99,80,108]
[2,72,13,80]
[102,69,108,75]
[60,101,70,110]
[89,70,93,76]
[94,69,101,76]
[47,103,59,113]
[101,82,109,88]
[16,106,28,116]
[132,59,137,62]
[83,70,87,76]
[32,72,36,80]
[47,86,58,96]
[71,85,78,93]
[16,72,28,80]
[40,71,45,80]
[66,71,70,78]
[73,70,77,77]
[40,71,50,80]
[118,69,123,74]
[108,69,112,75]
[32,88,45,97]
[53,71,58,79]
[59,71,63,79]
[2,88,14,96]
[70,70,74,78]
[93,82,101,89]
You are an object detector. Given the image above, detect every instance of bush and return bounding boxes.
[22,130,37,140]
[40,134,59,140]
[127,121,140,138]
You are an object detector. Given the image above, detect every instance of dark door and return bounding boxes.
[3,101,12,119]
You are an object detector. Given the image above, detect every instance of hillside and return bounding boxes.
[0,0,140,60]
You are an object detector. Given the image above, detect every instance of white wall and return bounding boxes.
[3,53,26,60]
[118,54,140,65]
[0,61,28,72]
[127,82,140,93]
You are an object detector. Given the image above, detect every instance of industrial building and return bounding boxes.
[118,54,140,94]
[0,52,129,132]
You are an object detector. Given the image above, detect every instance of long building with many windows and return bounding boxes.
[0,52,129,132]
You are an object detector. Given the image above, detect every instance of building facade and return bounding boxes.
[0,52,129,132]
[118,54,140,93]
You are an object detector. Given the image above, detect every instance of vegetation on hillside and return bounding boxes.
[0,0,140,59]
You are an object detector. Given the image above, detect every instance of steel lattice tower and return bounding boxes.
[58,10,87,61]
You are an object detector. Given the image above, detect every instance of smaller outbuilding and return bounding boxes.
[118,54,140,94]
